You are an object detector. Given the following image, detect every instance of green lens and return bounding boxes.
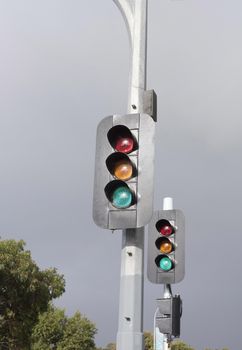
[159,256,172,271]
[112,186,132,209]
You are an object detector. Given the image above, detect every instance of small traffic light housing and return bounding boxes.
[147,209,185,284]
[156,296,182,337]
[93,113,155,230]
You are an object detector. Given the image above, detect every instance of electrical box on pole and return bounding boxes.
[147,209,185,284]
[93,113,155,230]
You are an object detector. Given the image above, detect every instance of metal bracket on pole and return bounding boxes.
[144,90,157,122]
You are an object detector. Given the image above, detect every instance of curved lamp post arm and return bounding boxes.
[113,0,148,113]
[113,0,134,43]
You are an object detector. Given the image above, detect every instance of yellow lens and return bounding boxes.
[114,160,133,181]
[159,241,173,254]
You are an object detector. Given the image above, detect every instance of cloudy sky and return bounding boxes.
[1,1,242,349]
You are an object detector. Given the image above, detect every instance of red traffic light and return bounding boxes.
[156,219,175,236]
[160,225,173,236]
[107,125,137,154]
[115,136,134,153]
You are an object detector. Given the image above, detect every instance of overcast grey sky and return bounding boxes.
[1,1,242,349]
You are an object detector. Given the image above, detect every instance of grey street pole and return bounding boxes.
[113,1,148,350]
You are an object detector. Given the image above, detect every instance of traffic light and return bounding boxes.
[93,113,155,230]
[147,209,185,284]
[156,296,182,337]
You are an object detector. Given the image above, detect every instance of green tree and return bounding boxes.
[98,332,153,350]
[144,331,153,350]
[32,306,97,350]
[58,311,97,350]
[31,305,66,349]
[0,239,65,349]
[103,343,116,350]
[171,340,195,350]
[205,348,229,350]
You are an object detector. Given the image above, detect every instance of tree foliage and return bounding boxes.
[31,305,66,349]
[103,343,116,350]
[171,340,195,350]
[32,305,97,350]
[0,239,230,350]
[58,311,97,350]
[144,331,153,350]
[0,239,65,349]
[98,332,153,350]
[205,348,230,350]
[96,339,230,350]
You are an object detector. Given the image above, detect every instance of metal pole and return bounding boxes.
[113,1,148,349]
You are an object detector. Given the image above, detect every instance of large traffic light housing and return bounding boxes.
[93,113,155,230]
[147,209,185,284]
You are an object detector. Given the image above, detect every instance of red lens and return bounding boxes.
[115,136,134,153]
[159,225,173,236]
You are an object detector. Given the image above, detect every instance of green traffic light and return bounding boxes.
[112,186,132,209]
[159,256,173,271]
